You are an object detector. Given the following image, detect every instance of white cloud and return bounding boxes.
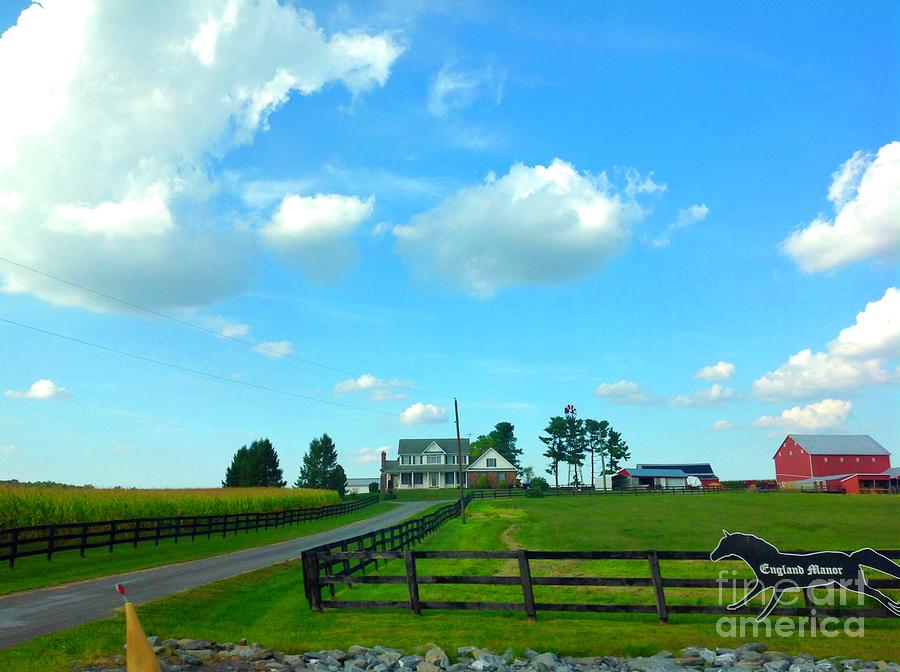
[671,383,735,407]
[711,420,734,431]
[624,169,667,197]
[0,445,17,454]
[261,193,374,281]
[754,398,852,431]
[645,202,709,247]
[427,62,505,117]
[333,373,411,401]
[782,142,900,272]
[352,446,388,464]
[753,287,899,401]
[203,316,251,339]
[0,1,403,311]
[394,159,647,297]
[829,287,900,359]
[400,402,447,425]
[252,340,293,358]
[595,380,654,405]
[695,360,735,381]
[752,349,890,401]
[5,378,70,399]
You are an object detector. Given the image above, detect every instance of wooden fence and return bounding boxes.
[1,494,380,568]
[303,547,900,622]
[467,484,745,499]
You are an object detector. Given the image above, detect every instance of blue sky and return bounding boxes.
[0,0,897,487]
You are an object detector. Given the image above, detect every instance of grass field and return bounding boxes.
[0,486,339,529]
[0,502,396,596]
[2,493,897,671]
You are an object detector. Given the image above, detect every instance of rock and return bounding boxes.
[681,658,709,667]
[764,661,791,672]
[715,655,738,668]
[534,653,560,670]
[741,652,765,663]
[178,639,213,650]
[426,647,450,669]
[349,646,370,656]
[738,645,768,654]
[379,652,403,667]
[470,660,490,671]
[400,656,424,668]
[419,663,444,672]
[459,648,478,656]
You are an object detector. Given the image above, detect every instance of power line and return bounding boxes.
[0,255,464,405]
[0,317,399,418]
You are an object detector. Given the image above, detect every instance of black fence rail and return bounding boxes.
[303,547,900,622]
[301,494,476,602]
[467,484,746,500]
[1,494,380,568]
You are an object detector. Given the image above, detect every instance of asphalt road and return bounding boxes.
[0,500,441,648]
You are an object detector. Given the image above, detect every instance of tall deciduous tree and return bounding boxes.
[489,421,522,469]
[326,464,348,498]
[584,419,610,487]
[539,416,567,488]
[470,434,496,458]
[222,438,286,487]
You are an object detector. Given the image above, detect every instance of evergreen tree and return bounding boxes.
[222,438,285,487]
[295,433,342,493]
[489,421,522,469]
[327,464,348,498]
[584,419,610,487]
[562,405,586,485]
[539,416,567,488]
[470,434,496,458]
[605,429,630,473]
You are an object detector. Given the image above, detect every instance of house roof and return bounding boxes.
[468,447,516,472]
[397,438,470,455]
[786,434,890,456]
[637,463,716,477]
[346,478,379,487]
[794,472,891,485]
[619,467,688,478]
[382,464,463,473]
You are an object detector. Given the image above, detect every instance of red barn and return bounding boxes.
[774,434,892,493]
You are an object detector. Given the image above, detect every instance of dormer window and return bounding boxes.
[427,455,442,464]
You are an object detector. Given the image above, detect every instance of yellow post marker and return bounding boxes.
[116,584,161,672]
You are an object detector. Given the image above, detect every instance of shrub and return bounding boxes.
[498,479,507,489]
[382,492,397,501]
[529,476,550,491]
[525,487,544,498]
[475,475,489,489]
[368,482,379,494]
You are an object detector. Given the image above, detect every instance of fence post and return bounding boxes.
[804,589,817,633]
[46,525,56,561]
[133,520,140,549]
[155,519,162,546]
[109,521,117,553]
[9,529,17,568]
[80,524,88,558]
[306,552,323,611]
[517,549,536,620]
[647,551,668,623]
[174,518,180,544]
[223,514,228,538]
[341,542,351,588]
[405,551,421,615]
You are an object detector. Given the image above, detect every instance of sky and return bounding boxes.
[0,0,898,488]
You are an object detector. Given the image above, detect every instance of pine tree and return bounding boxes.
[256,438,287,487]
[539,416,567,488]
[584,419,610,487]
[489,421,522,470]
[562,406,586,486]
[327,464,348,498]
[605,429,630,473]
[223,438,285,487]
[295,433,341,491]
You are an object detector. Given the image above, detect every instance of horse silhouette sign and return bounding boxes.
[710,531,900,620]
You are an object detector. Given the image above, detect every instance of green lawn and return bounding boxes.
[3,493,898,671]
[387,488,466,501]
[0,502,396,596]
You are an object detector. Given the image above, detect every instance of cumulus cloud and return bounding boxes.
[353,446,388,464]
[829,287,900,359]
[0,445,17,454]
[394,159,647,297]
[261,193,375,281]
[671,383,735,407]
[400,402,447,424]
[5,378,70,399]
[427,62,505,117]
[0,1,403,311]
[203,316,251,339]
[252,340,293,358]
[754,398,852,431]
[711,420,734,431]
[753,287,899,401]
[333,373,412,401]
[782,142,900,272]
[595,380,655,405]
[695,361,735,381]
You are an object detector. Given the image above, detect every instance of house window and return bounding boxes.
[427,455,442,464]
[856,457,860,463]
[448,455,456,464]
[413,473,423,485]
[871,457,876,462]
[823,457,828,463]
[486,458,497,468]
[463,455,469,464]
[789,451,792,456]
[446,471,455,485]
[840,457,844,463]
[401,473,411,485]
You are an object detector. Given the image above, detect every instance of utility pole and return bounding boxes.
[455,398,466,523]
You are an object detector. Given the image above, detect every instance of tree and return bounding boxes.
[295,433,339,490]
[605,429,630,473]
[584,419,610,487]
[562,405,586,486]
[489,421,522,470]
[327,464,348,498]
[470,434,496,458]
[222,438,286,487]
[521,465,535,484]
[539,416,567,488]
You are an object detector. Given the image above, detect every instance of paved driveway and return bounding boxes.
[0,500,441,648]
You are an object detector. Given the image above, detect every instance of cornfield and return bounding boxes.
[0,486,340,529]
